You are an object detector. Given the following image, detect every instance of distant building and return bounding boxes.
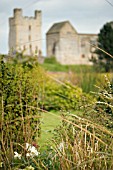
[9,8,42,56]
[46,21,98,65]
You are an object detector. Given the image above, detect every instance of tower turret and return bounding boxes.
[14,8,23,18]
[35,10,42,24]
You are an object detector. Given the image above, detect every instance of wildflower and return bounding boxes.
[26,143,39,157]
[32,142,38,148]
[58,142,64,151]
[14,151,21,159]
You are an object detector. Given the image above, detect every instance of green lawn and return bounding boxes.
[38,110,82,149]
[41,62,94,73]
[38,111,62,148]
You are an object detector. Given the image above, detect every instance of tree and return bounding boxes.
[94,22,113,72]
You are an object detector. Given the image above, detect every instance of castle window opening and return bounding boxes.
[39,49,42,56]
[81,54,85,58]
[91,55,94,60]
[29,35,31,41]
[29,44,32,53]
[35,46,38,53]
[29,25,31,31]
[23,45,26,50]
[52,42,56,55]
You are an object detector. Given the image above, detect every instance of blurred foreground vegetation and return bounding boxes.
[0,54,113,170]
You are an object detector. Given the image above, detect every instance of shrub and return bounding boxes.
[0,56,45,169]
[93,22,113,72]
[39,80,94,111]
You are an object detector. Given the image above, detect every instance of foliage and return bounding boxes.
[94,22,113,72]
[40,77,113,169]
[7,51,39,68]
[0,55,46,169]
[41,58,105,93]
[40,80,94,111]
[1,53,113,169]
[39,113,113,170]
[74,75,113,132]
[92,76,113,130]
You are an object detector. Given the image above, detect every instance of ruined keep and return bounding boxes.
[46,21,98,65]
[9,8,42,56]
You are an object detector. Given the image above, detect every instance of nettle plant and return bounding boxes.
[0,56,45,169]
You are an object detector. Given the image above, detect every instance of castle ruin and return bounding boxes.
[9,9,98,65]
[9,8,42,56]
[46,21,98,65]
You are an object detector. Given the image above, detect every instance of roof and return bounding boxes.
[46,21,77,34]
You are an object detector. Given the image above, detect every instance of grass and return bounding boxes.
[41,62,94,73]
[38,110,82,148]
[38,111,62,147]
[40,56,94,73]
[40,57,102,93]
[41,59,113,93]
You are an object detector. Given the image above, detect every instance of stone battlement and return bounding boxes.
[10,8,41,21]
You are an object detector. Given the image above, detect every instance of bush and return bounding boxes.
[0,56,45,169]
[39,80,94,111]
[94,22,113,72]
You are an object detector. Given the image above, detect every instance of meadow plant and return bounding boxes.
[41,113,113,170]
[1,54,113,170]
[38,76,113,170]
[0,56,45,169]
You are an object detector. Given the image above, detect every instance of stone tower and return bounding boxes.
[9,8,42,56]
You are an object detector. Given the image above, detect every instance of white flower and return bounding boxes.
[26,153,31,157]
[14,151,21,159]
[26,143,39,157]
[58,142,64,151]
[26,143,30,150]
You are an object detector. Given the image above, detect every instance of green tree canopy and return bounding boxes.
[94,22,113,72]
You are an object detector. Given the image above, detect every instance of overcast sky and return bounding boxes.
[0,0,113,55]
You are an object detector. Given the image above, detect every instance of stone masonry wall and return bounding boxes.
[9,9,42,56]
[46,22,98,65]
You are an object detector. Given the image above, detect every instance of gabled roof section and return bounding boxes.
[47,21,77,34]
